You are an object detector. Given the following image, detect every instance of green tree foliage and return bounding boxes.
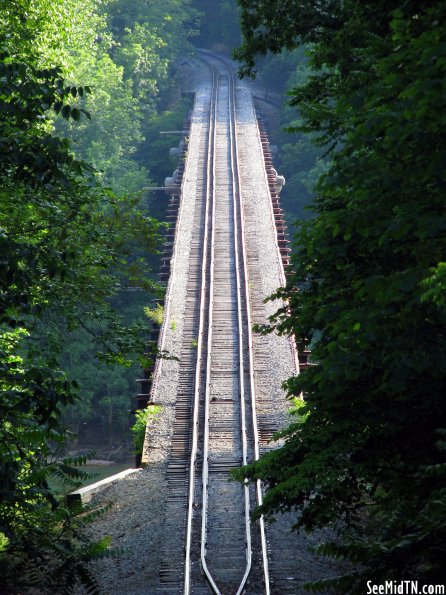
[105,0,198,117]
[192,0,241,50]
[235,1,446,590]
[1,0,198,193]
[107,0,198,58]
[1,0,198,453]
[59,328,141,448]
[1,0,198,586]
[136,98,193,222]
[0,0,112,71]
[0,42,161,589]
[113,23,169,106]
[0,0,148,192]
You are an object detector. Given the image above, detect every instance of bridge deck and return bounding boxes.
[80,57,342,595]
[141,56,307,594]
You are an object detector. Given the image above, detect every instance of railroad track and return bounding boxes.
[181,54,269,595]
[155,52,292,594]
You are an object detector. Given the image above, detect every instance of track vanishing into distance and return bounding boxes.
[142,52,300,594]
[183,58,269,595]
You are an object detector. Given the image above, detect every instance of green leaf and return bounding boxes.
[71,107,81,121]
[61,104,71,119]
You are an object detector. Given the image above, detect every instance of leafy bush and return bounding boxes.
[144,303,165,326]
[131,405,161,455]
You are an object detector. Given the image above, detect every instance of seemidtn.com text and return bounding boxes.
[367,582,445,595]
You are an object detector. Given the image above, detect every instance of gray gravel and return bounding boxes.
[81,466,166,594]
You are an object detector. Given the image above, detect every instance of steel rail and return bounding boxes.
[199,70,221,594]
[198,72,253,595]
[183,66,217,595]
[227,71,253,595]
[229,69,271,595]
[202,49,272,594]
[184,51,273,594]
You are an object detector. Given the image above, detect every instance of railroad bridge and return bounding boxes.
[139,52,306,595]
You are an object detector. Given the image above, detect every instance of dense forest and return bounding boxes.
[235,0,446,591]
[1,0,198,459]
[0,0,198,589]
[1,0,445,592]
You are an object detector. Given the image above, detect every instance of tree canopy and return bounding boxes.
[234,1,446,590]
[0,0,197,589]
